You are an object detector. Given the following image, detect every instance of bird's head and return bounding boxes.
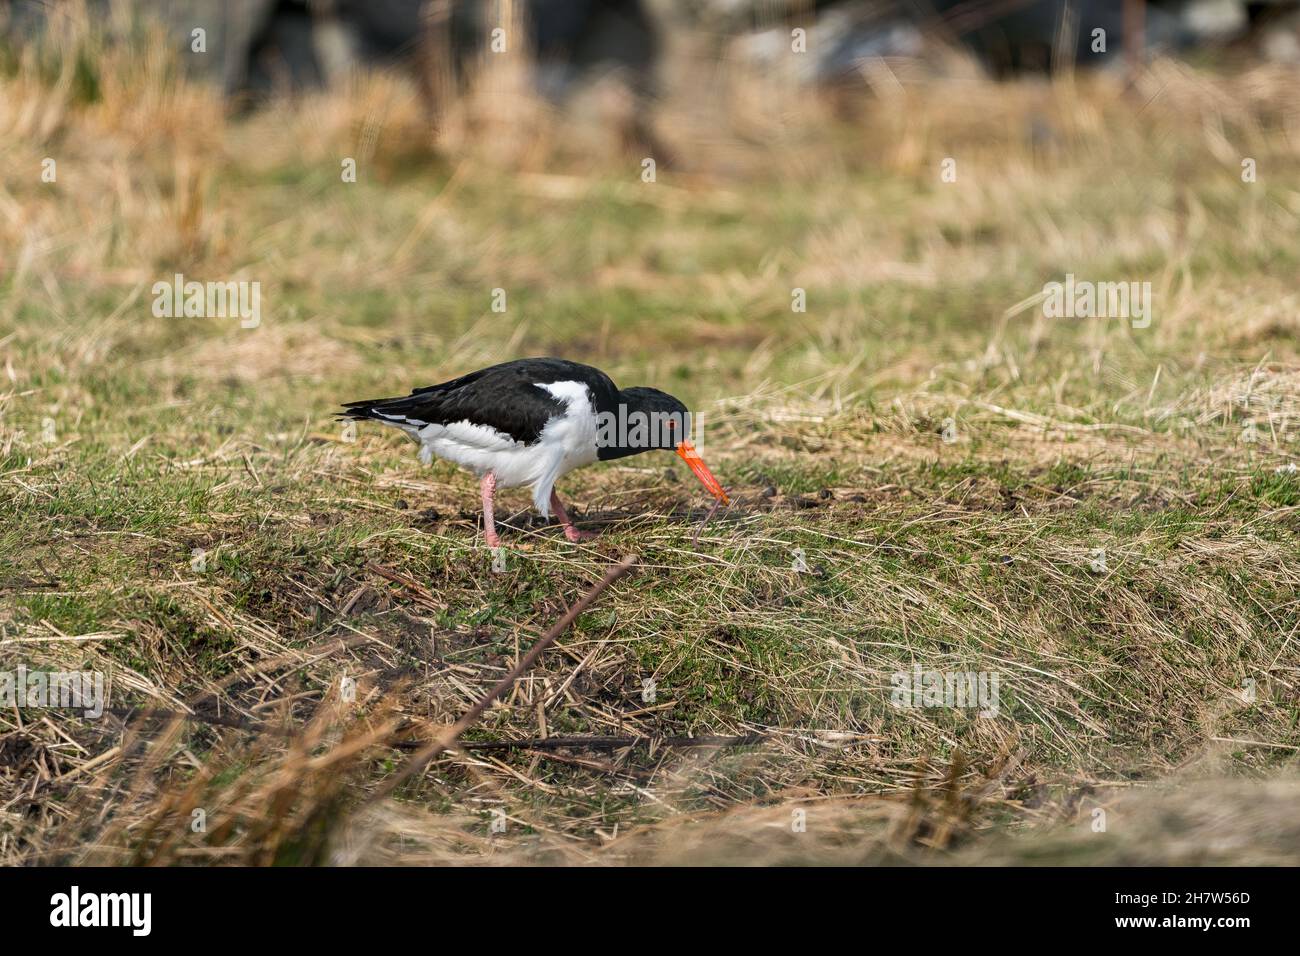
[606,387,729,504]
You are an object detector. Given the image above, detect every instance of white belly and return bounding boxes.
[410,381,598,517]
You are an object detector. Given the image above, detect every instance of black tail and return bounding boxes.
[337,397,401,422]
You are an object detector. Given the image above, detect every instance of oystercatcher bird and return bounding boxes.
[341,358,728,546]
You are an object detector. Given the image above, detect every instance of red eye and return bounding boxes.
[667,420,675,430]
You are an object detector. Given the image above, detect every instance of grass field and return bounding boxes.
[2,14,1299,864]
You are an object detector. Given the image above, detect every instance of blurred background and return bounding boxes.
[10,1,1300,107]
[2,2,1298,865]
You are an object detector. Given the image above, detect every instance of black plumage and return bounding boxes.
[341,358,620,444]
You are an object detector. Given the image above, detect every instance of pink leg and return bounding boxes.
[549,490,595,542]
[480,472,501,548]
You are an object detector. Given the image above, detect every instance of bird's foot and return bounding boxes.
[563,526,596,543]
[484,531,503,549]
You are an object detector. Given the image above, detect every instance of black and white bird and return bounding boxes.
[340,358,728,546]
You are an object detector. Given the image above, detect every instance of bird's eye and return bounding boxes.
[666,420,675,430]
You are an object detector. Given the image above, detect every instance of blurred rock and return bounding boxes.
[695,0,1296,81]
[220,1,662,108]
[1251,2,1300,60]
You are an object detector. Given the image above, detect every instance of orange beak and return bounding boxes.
[676,440,729,504]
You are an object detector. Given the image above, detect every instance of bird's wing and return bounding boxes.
[343,363,570,445]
